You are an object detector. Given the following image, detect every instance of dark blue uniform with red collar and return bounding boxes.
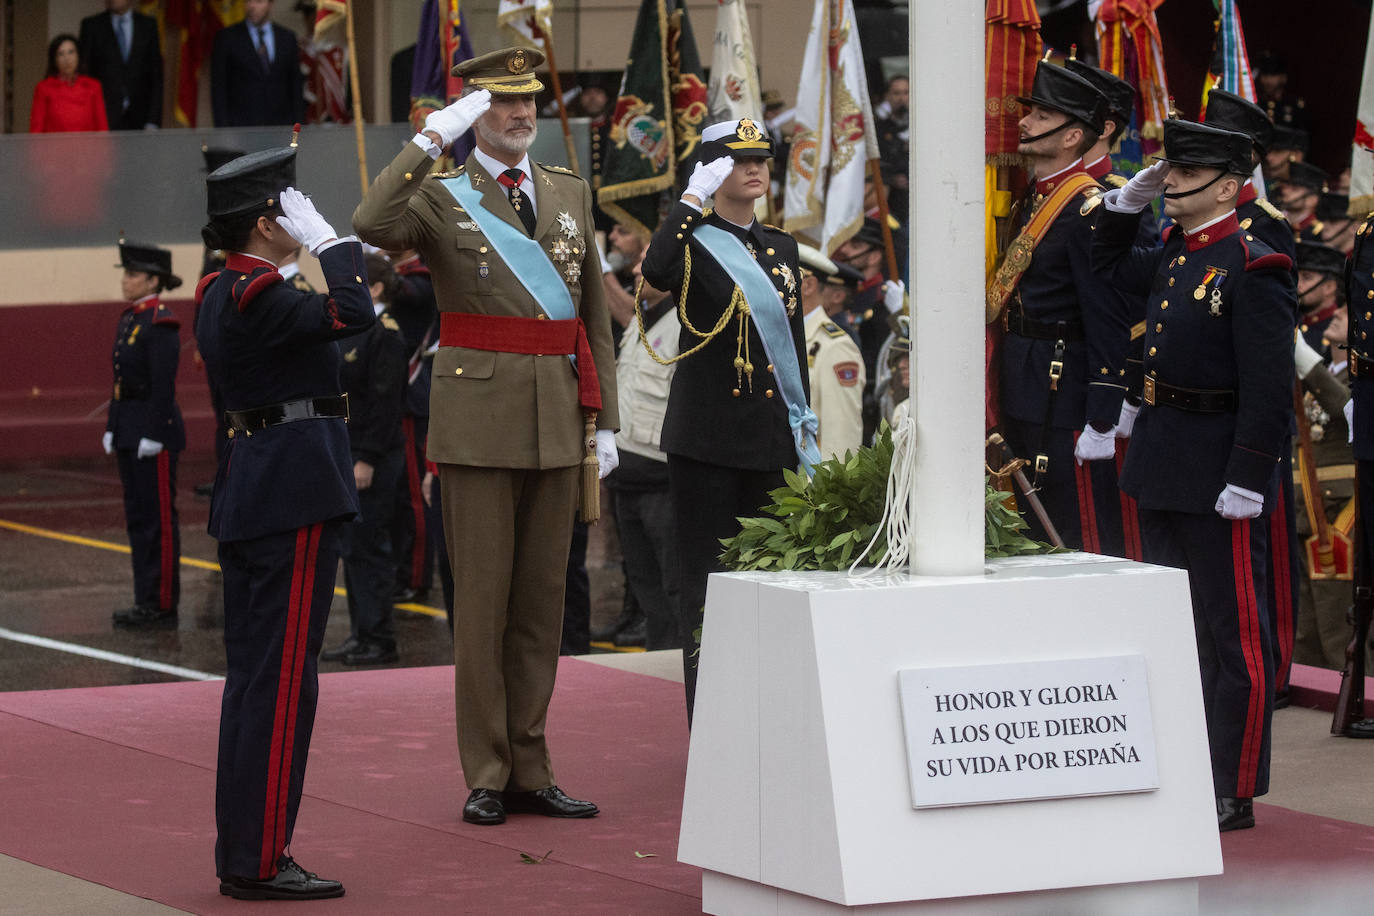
[1094,205,1296,800]
[108,296,184,613]
[193,241,373,881]
[1000,163,1132,556]
[389,257,438,597]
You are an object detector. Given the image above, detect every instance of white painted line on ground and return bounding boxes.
[0,626,223,682]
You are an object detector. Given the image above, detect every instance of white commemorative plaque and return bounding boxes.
[898,654,1159,808]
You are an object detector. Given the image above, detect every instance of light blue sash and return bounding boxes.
[438,171,575,321]
[694,223,821,473]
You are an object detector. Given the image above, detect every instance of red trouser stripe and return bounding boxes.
[1115,442,1143,561]
[1073,433,1100,553]
[259,523,321,878]
[1269,485,1295,688]
[1231,520,1265,798]
[402,417,426,588]
[156,451,173,609]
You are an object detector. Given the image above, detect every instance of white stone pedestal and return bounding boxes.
[678,554,1222,914]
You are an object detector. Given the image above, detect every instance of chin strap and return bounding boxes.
[1162,169,1229,200]
[1019,118,1075,146]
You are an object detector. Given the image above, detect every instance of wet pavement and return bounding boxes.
[0,454,626,693]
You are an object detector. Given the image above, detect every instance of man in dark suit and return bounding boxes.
[211,0,305,127]
[78,0,163,130]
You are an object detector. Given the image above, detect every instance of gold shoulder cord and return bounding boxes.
[635,245,757,392]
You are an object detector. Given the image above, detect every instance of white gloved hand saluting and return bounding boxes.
[882,279,905,312]
[275,187,337,256]
[102,431,114,455]
[425,89,491,148]
[1294,331,1324,379]
[683,156,736,205]
[1114,160,1170,212]
[595,429,619,479]
[137,438,163,459]
[1215,483,1264,520]
[1074,424,1117,465]
[1116,402,1139,439]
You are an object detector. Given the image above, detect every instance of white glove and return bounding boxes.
[424,89,491,148]
[1215,483,1264,520]
[1074,424,1117,465]
[595,429,619,479]
[1345,398,1355,444]
[102,431,114,455]
[1294,332,1323,379]
[1116,402,1139,439]
[275,188,337,256]
[881,279,905,312]
[1115,160,1170,212]
[684,156,736,203]
[137,438,164,459]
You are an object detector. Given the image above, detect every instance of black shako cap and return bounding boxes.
[1202,89,1273,153]
[1318,192,1351,222]
[1064,60,1134,126]
[202,145,247,173]
[206,147,297,219]
[1271,125,1310,154]
[1296,241,1346,277]
[1017,62,1108,136]
[1157,119,1253,175]
[117,239,183,290]
[1286,160,1329,194]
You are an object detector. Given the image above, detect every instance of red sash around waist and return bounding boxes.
[439,312,601,412]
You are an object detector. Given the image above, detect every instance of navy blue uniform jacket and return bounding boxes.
[1349,213,1374,461]
[107,297,185,451]
[1094,207,1297,513]
[641,201,809,471]
[194,242,374,542]
[339,311,407,466]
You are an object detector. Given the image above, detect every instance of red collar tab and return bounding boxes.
[1238,182,1257,206]
[1182,212,1239,252]
[1085,156,1111,182]
[1304,301,1341,326]
[1035,161,1088,197]
[124,296,159,315]
[225,252,276,273]
[1295,212,1317,231]
[858,274,884,293]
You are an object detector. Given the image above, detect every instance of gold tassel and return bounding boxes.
[579,411,600,523]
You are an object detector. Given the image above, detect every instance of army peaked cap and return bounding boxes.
[1064,60,1134,126]
[1202,89,1273,153]
[1158,119,1253,175]
[117,239,182,290]
[206,147,297,219]
[453,47,545,94]
[1017,62,1108,136]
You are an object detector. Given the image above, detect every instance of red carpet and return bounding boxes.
[3,659,1373,914]
[0,659,700,914]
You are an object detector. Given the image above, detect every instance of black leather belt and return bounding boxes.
[1004,304,1085,342]
[1142,377,1235,413]
[1351,354,1374,379]
[225,394,349,435]
[112,382,149,401]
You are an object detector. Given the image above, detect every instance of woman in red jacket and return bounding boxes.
[30,33,108,133]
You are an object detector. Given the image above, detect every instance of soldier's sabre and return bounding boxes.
[987,432,1065,549]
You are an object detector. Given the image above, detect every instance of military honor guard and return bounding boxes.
[195,143,375,898]
[1064,58,1134,191]
[798,244,865,460]
[353,47,619,826]
[1201,90,1293,260]
[987,60,1131,554]
[640,117,817,721]
[1093,119,1298,829]
[105,241,185,629]
[1283,161,1330,244]
[1343,207,1374,738]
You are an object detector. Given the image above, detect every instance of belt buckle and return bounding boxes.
[1143,376,1156,406]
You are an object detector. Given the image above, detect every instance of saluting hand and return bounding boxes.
[425,89,492,148]
[683,156,736,206]
[276,187,338,256]
[1115,160,1170,212]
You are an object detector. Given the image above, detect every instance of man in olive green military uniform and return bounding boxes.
[353,47,619,827]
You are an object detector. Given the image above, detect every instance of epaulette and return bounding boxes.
[1257,198,1286,221]
[540,163,576,176]
[763,222,786,233]
[232,266,283,313]
[822,320,847,339]
[1246,251,1293,273]
[380,313,401,332]
[1104,174,1128,189]
[151,303,180,329]
[1080,191,1104,216]
[195,271,221,307]
[434,164,465,179]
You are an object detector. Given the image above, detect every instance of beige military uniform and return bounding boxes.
[804,308,865,460]
[353,142,618,792]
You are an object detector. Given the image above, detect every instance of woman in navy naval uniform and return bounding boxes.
[194,144,373,899]
[641,119,812,723]
[105,241,185,629]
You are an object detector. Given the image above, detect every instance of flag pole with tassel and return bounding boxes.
[868,157,900,282]
[345,1,369,195]
[533,23,581,174]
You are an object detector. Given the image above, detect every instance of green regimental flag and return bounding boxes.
[598,0,708,238]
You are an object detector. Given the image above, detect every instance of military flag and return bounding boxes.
[1352,17,1374,216]
[599,0,709,238]
[1200,0,1256,111]
[165,1,243,128]
[1088,0,1169,156]
[411,0,476,158]
[314,0,347,36]
[303,2,349,123]
[783,0,880,258]
[706,0,763,125]
[498,0,554,49]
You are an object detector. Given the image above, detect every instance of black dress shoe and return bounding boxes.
[506,785,599,818]
[463,788,506,825]
[219,856,344,900]
[393,586,428,605]
[319,637,361,662]
[343,641,399,666]
[1347,718,1374,738]
[592,604,645,643]
[614,617,647,647]
[1273,689,1290,710]
[1217,796,1254,832]
[112,605,177,630]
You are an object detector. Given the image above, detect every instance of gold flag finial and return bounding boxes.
[290,122,301,148]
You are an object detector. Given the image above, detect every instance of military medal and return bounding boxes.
[479,260,489,279]
[1209,288,1223,316]
[556,211,579,239]
[551,237,581,285]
